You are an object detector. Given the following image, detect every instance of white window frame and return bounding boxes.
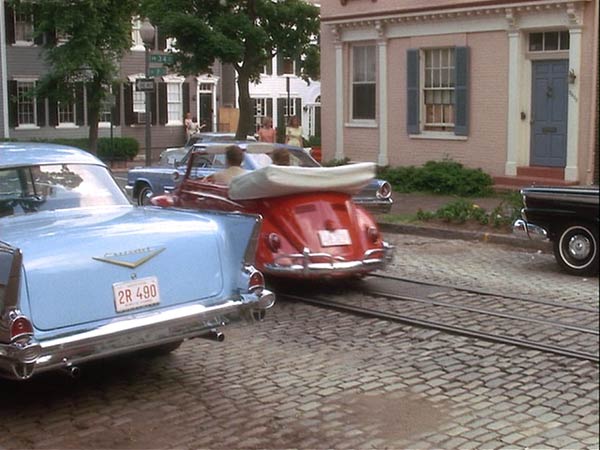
[163,75,184,126]
[421,47,455,133]
[284,97,297,119]
[14,11,34,46]
[98,87,115,129]
[57,99,77,128]
[253,97,267,128]
[528,30,570,53]
[350,44,377,123]
[15,79,38,129]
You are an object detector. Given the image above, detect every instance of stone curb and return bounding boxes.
[378,221,552,252]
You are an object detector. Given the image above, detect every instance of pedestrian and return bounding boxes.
[285,116,303,147]
[204,145,247,186]
[184,112,197,140]
[258,116,276,143]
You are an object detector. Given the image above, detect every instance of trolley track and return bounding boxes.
[274,275,599,364]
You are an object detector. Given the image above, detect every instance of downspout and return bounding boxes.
[0,0,10,138]
[585,0,599,185]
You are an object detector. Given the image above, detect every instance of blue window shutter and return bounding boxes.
[454,47,469,136]
[406,49,420,135]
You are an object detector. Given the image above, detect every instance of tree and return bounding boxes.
[143,0,320,139]
[11,0,139,154]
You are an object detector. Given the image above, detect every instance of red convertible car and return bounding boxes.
[151,146,394,279]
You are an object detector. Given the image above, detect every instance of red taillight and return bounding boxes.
[248,271,265,294]
[10,316,33,340]
[367,226,379,243]
[266,233,281,252]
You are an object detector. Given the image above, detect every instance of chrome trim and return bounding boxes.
[353,197,393,214]
[513,219,548,241]
[0,290,274,380]
[124,185,134,197]
[264,242,394,277]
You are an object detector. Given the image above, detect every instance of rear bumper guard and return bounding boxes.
[513,219,549,241]
[264,241,394,277]
[0,290,274,380]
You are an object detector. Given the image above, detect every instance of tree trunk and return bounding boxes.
[87,79,103,155]
[236,70,254,140]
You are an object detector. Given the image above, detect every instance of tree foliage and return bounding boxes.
[143,0,320,139]
[10,0,139,153]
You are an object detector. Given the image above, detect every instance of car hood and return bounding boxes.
[1,206,225,331]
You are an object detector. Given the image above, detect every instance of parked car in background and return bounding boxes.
[128,142,393,214]
[0,142,274,380]
[159,132,257,166]
[513,185,599,276]
[151,147,394,279]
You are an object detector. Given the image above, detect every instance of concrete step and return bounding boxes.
[493,175,579,189]
[516,166,565,179]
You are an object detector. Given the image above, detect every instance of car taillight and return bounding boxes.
[377,182,392,199]
[266,233,281,252]
[10,316,33,340]
[248,271,265,294]
[367,226,379,243]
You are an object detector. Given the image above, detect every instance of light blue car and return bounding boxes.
[0,142,274,380]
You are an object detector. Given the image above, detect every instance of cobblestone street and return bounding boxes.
[0,234,597,449]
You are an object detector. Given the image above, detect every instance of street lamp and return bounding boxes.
[140,18,155,166]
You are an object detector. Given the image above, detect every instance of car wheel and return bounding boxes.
[553,223,599,276]
[137,184,153,206]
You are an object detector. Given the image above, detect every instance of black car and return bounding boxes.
[513,186,599,276]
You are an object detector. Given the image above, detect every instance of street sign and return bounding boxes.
[135,78,155,92]
[148,67,167,77]
[150,54,175,64]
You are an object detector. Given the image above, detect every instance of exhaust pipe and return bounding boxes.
[202,329,225,342]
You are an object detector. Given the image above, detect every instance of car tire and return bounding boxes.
[553,223,599,276]
[137,184,153,206]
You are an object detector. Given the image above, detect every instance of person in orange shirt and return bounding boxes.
[258,116,276,143]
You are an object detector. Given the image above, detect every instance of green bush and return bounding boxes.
[322,157,351,167]
[379,159,494,197]
[417,195,522,229]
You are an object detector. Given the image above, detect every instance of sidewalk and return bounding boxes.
[376,192,551,252]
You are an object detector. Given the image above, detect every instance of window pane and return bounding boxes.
[529,33,543,51]
[545,32,558,51]
[352,84,375,120]
[559,31,570,50]
[17,82,35,125]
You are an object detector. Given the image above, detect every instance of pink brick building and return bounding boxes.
[320,0,599,185]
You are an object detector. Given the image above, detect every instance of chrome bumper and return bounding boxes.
[124,184,134,198]
[264,242,394,278]
[354,197,393,214]
[513,219,548,241]
[0,290,274,380]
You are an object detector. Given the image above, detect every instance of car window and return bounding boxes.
[188,153,215,179]
[0,164,129,217]
[246,150,319,168]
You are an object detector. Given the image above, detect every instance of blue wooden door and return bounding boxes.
[531,60,568,167]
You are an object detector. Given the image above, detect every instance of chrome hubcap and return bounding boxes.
[567,234,591,260]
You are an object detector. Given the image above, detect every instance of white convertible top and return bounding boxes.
[229,162,375,200]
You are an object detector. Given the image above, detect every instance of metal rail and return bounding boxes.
[364,289,598,335]
[281,293,599,364]
[369,273,598,313]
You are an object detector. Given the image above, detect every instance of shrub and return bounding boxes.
[322,157,351,167]
[378,159,494,197]
[418,195,522,229]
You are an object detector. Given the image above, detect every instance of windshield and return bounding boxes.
[246,149,320,168]
[0,164,130,218]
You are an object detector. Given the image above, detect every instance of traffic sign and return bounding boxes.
[148,67,167,77]
[135,78,155,92]
[150,54,175,64]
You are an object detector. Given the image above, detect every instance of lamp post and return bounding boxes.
[140,18,155,166]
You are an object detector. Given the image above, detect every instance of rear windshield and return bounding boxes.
[0,164,129,217]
